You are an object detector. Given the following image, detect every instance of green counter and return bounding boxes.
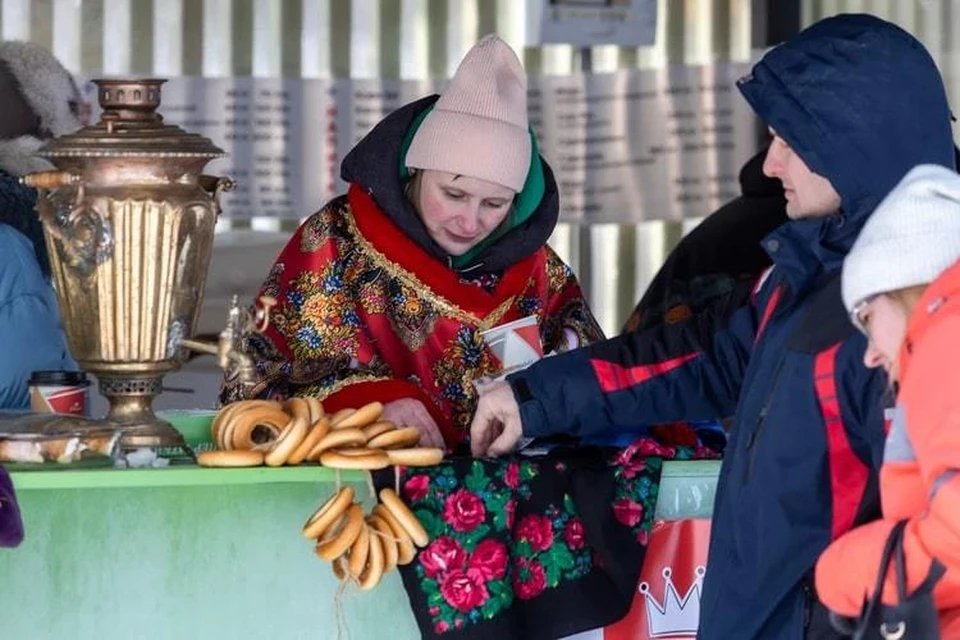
[0,412,720,640]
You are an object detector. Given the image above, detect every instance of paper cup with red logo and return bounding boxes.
[475,316,544,453]
[29,371,91,417]
[479,315,544,372]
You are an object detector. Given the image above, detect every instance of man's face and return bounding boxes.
[762,129,842,219]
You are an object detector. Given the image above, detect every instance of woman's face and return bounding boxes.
[857,294,911,381]
[411,170,515,256]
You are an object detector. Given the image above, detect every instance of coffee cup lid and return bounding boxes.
[28,370,90,386]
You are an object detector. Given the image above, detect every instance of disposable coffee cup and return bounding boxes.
[475,316,545,454]
[29,370,91,416]
[479,315,543,371]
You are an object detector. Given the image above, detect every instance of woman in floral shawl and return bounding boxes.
[222,35,601,450]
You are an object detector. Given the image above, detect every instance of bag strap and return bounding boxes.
[893,520,948,602]
[894,522,909,602]
[869,521,908,605]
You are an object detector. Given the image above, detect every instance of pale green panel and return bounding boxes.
[495,0,525,52]
[861,0,896,23]
[665,0,688,63]
[252,0,282,76]
[590,44,619,72]
[426,0,448,78]
[51,0,82,73]
[250,0,284,232]
[634,220,684,307]
[446,0,479,73]
[399,0,429,79]
[80,0,104,73]
[232,0,254,75]
[683,0,712,64]
[477,0,496,36]
[0,483,420,640]
[282,0,303,77]
[379,0,401,78]
[547,223,576,271]
[636,0,668,69]
[1,0,30,41]
[917,0,944,65]
[182,0,204,75]
[203,0,233,76]
[329,0,351,77]
[130,0,153,74]
[102,0,132,74]
[300,0,332,78]
[711,0,731,62]
[728,0,751,62]
[153,0,184,76]
[31,0,53,50]
[350,0,379,78]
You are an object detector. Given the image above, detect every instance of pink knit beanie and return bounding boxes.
[405,34,531,192]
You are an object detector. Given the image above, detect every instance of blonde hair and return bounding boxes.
[886,284,927,319]
[882,284,928,383]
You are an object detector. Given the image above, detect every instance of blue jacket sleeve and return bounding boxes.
[509,285,760,439]
[0,227,75,409]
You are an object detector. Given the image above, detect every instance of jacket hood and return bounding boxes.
[739,13,956,279]
[340,96,560,275]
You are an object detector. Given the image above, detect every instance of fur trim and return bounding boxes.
[0,136,55,176]
[0,41,81,140]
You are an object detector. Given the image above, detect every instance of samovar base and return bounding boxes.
[95,372,193,453]
[112,419,190,450]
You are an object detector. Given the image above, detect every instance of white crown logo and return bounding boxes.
[638,565,705,638]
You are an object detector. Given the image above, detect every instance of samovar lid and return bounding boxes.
[37,79,225,160]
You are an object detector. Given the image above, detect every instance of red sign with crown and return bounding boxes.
[604,519,711,639]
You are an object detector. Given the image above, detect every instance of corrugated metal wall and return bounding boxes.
[4,1,956,334]
[0,0,755,336]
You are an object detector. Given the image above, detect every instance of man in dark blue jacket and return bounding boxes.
[470,14,956,639]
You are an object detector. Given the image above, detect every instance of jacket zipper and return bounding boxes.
[745,357,786,481]
[802,579,813,630]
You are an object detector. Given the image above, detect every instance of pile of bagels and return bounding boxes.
[196,396,442,590]
[196,398,444,469]
[304,485,428,590]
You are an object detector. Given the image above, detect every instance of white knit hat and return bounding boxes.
[405,34,531,192]
[842,164,960,314]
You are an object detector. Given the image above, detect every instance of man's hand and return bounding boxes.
[470,380,523,457]
[381,398,446,449]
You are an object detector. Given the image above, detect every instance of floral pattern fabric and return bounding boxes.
[376,428,720,640]
[221,187,602,448]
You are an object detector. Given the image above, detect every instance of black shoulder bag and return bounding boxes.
[830,520,945,639]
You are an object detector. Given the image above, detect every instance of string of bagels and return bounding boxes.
[199,398,442,591]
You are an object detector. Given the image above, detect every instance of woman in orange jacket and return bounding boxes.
[816,164,960,634]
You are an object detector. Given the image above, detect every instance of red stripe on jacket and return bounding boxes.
[754,285,783,345]
[814,342,870,539]
[591,352,700,393]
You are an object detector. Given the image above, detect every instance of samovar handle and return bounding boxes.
[198,175,236,216]
[21,171,80,190]
[23,172,111,274]
[252,295,277,333]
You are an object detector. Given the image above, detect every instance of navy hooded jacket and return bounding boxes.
[506,15,956,639]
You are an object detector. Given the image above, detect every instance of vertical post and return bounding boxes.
[576,46,593,304]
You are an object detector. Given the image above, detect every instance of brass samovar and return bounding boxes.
[21,79,259,451]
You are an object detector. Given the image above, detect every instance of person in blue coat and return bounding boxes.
[470,14,956,639]
[0,41,80,409]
